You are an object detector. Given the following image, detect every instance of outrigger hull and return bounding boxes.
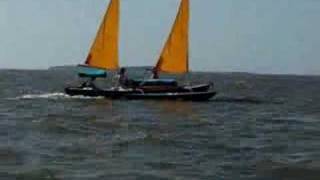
[64,87,216,101]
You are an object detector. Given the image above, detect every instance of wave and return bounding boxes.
[10,92,104,100]
[0,147,23,166]
[12,168,58,180]
[256,159,320,180]
[212,96,266,104]
[212,95,284,104]
[112,131,148,147]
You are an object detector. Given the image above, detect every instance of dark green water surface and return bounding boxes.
[1,68,320,180]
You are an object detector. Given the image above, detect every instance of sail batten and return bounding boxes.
[155,0,189,74]
[85,0,119,70]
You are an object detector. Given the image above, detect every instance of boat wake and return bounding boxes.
[10,92,104,100]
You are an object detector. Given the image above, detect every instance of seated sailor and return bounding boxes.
[118,68,129,87]
[151,68,159,79]
[80,77,97,89]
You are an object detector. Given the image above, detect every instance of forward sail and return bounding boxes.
[155,0,189,74]
[85,0,119,70]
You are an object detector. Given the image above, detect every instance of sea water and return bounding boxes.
[1,67,320,180]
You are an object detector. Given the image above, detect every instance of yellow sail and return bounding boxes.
[155,0,189,74]
[85,0,119,70]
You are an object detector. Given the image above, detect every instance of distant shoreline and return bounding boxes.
[0,66,319,77]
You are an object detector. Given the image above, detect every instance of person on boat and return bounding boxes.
[80,77,97,89]
[151,68,159,79]
[118,67,129,87]
[88,77,97,88]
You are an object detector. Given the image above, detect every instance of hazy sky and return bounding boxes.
[0,0,320,74]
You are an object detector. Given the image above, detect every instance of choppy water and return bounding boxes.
[1,67,320,180]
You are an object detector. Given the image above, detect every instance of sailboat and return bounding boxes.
[65,0,216,101]
[79,0,119,77]
[130,0,213,93]
[65,0,134,97]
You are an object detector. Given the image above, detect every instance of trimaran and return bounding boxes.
[65,0,216,101]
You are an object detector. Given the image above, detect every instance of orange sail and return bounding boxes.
[85,0,119,70]
[155,0,189,74]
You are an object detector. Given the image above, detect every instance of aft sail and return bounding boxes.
[84,0,119,70]
[155,0,189,74]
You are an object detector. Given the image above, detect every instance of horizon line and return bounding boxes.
[1,66,320,77]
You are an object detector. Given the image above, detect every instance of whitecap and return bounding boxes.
[10,92,104,100]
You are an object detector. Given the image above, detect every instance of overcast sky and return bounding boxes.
[0,0,320,74]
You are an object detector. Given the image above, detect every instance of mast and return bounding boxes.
[84,0,120,70]
[155,0,189,74]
